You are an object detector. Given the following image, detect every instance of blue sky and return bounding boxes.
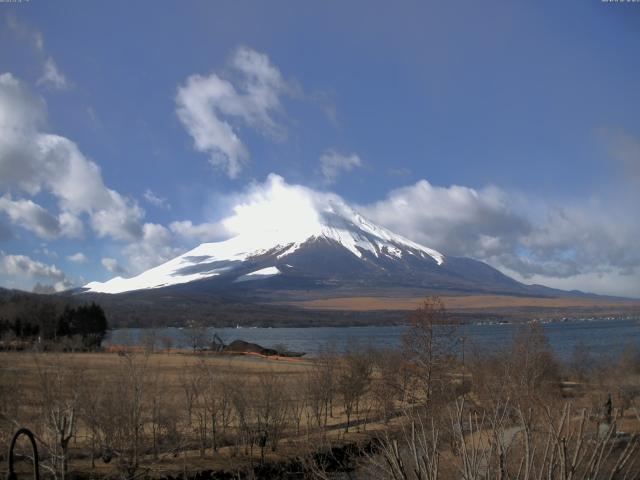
[1,0,639,296]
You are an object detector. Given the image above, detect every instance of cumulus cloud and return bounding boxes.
[36,246,58,259]
[169,220,229,243]
[319,150,362,184]
[0,196,61,240]
[101,257,127,275]
[221,174,326,240]
[128,175,639,297]
[37,57,69,90]
[0,73,144,241]
[214,174,639,296]
[513,204,640,278]
[0,196,83,240]
[0,253,72,291]
[0,72,218,282]
[359,180,529,259]
[359,178,640,296]
[122,223,182,273]
[175,46,289,178]
[67,252,88,263]
[143,189,170,209]
[58,212,84,238]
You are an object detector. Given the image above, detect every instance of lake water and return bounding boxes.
[106,317,640,360]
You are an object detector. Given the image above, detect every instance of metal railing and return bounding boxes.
[5,428,40,480]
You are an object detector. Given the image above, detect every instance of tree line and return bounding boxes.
[0,292,108,349]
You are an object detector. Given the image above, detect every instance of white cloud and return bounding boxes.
[359,178,640,296]
[319,150,362,184]
[37,246,58,259]
[169,220,229,243]
[143,189,170,209]
[0,75,46,192]
[175,46,289,178]
[359,179,528,259]
[0,73,144,241]
[122,223,182,274]
[0,73,181,284]
[513,204,640,278]
[37,57,69,90]
[1,253,72,291]
[67,252,88,264]
[0,195,61,240]
[503,269,640,299]
[5,16,69,92]
[58,211,84,238]
[221,174,325,240]
[101,257,126,275]
[0,196,83,241]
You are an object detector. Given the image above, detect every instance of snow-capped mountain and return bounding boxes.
[83,175,538,297]
[84,197,449,294]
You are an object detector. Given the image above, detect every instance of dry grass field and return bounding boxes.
[0,350,391,478]
[3,313,640,479]
[284,293,640,312]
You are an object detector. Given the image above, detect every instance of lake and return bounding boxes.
[106,317,640,360]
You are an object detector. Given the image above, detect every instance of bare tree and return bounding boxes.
[159,334,174,353]
[148,371,172,460]
[199,361,233,454]
[337,351,372,432]
[78,375,107,469]
[509,323,561,404]
[0,365,24,447]
[35,356,81,480]
[570,342,594,382]
[97,353,149,479]
[180,365,198,430]
[254,371,289,456]
[370,348,407,423]
[139,329,157,354]
[306,367,331,436]
[402,296,459,406]
[373,397,640,480]
[288,380,307,437]
[182,325,209,353]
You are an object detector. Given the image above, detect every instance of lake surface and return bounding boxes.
[106,317,640,360]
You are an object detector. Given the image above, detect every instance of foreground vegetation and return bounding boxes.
[1,298,640,479]
[0,291,108,350]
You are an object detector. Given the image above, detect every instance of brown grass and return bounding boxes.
[283,294,640,311]
[0,351,379,477]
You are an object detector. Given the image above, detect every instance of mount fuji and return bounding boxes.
[83,177,545,298]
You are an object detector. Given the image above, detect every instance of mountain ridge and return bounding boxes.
[80,189,623,304]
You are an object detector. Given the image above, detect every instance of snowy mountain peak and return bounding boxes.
[83,176,444,294]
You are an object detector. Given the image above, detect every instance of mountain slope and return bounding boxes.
[84,199,448,294]
[82,190,576,299]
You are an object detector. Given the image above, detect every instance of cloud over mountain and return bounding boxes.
[176,47,290,178]
[359,180,640,297]
[320,150,363,184]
